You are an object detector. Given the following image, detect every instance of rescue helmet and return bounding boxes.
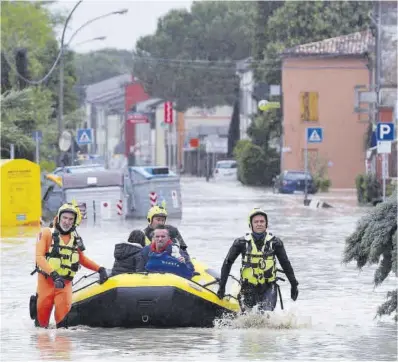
[248,207,268,229]
[57,203,79,227]
[147,205,168,224]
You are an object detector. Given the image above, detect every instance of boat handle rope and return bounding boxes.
[72,272,97,286]
[72,280,99,293]
[202,274,240,288]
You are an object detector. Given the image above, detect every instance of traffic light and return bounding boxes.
[15,48,29,89]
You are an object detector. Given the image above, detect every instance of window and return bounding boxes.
[300,92,319,122]
[285,172,312,181]
[216,161,237,169]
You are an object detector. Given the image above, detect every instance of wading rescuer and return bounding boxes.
[30,203,108,328]
[143,205,187,249]
[216,208,299,312]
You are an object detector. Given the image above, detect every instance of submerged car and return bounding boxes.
[213,160,238,181]
[273,170,317,194]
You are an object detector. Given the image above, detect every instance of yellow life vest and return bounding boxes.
[142,228,152,246]
[240,233,276,285]
[41,228,80,280]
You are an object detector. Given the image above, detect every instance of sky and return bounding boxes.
[50,0,194,53]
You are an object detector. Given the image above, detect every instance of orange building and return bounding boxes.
[281,31,374,188]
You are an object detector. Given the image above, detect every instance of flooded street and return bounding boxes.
[1,178,397,361]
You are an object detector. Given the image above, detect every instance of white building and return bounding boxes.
[84,74,131,166]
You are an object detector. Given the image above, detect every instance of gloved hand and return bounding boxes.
[217,286,225,299]
[291,283,299,301]
[50,271,65,289]
[98,267,108,284]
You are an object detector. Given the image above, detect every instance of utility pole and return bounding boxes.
[374,2,387,201]
[58,50,65,137]
[55,9,128,166]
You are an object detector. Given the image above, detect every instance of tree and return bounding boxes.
[239,143,267,186]
[0,1,79,162]
[252,1,284,81]
[1,88,56,160]
[343,194,397,321]
[74,48,134,86]
[247,109,281,152]
[37,39,79,116]
[1,1,56,85]
[255,1,373,84]
[132,1,256,111]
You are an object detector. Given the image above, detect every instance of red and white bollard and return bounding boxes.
[117,199,123,216]
[149,192,158,206]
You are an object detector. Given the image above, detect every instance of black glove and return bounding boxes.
[217,286,225,299]
[98,267,108,284]
[50,271,65,289]
[291,284,299,301]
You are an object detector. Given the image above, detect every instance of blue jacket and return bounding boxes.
[138,243,195,279]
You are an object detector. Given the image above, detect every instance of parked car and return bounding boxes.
[272,170,317,194]
[213,160,238,181]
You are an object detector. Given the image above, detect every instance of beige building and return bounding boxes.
[281,31,374,188]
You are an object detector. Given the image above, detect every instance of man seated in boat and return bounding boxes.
[143,205,187,250]
[138,226,195,279]
[111,230,146,275]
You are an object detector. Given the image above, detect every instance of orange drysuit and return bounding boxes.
[35,227,100,327]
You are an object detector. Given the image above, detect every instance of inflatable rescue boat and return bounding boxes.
[67,259,240,328]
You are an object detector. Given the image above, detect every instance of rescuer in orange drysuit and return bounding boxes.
[30,203,108,328]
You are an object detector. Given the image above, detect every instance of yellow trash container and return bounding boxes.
[0,159,41,227]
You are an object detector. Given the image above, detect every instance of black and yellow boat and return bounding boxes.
[67,259,241,328]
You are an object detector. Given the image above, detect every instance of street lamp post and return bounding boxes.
[57,9,128,149]
[58,36,106,140]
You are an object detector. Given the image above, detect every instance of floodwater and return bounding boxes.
[1,178,396,361]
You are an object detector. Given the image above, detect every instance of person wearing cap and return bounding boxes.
[216,208,299,312]
[111,230,146,275]
[143,205,187,250]
[31,203,108,328]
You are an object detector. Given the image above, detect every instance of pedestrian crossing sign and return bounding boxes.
[77,128,93,145]
[306,127,323,143]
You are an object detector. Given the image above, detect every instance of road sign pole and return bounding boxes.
[376,122,394,202]
[174,121,178,173]
[304,131,308,203]
[35,136,40,164]
[206,145,210,182]
[197,146,200,176]
[71,135,75,166]
[167,127,171,169]
[382,153,386,201]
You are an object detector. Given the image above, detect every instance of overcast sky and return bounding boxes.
[50,0,193,53]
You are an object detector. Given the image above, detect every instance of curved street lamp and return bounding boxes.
[73,36,107,48]
[66,9,128,47]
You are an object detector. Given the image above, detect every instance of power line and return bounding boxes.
[133,54,367,71]
[132,54,369,71]
[133,54,239,65]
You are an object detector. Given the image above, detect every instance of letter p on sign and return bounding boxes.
[376,123,394,141]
